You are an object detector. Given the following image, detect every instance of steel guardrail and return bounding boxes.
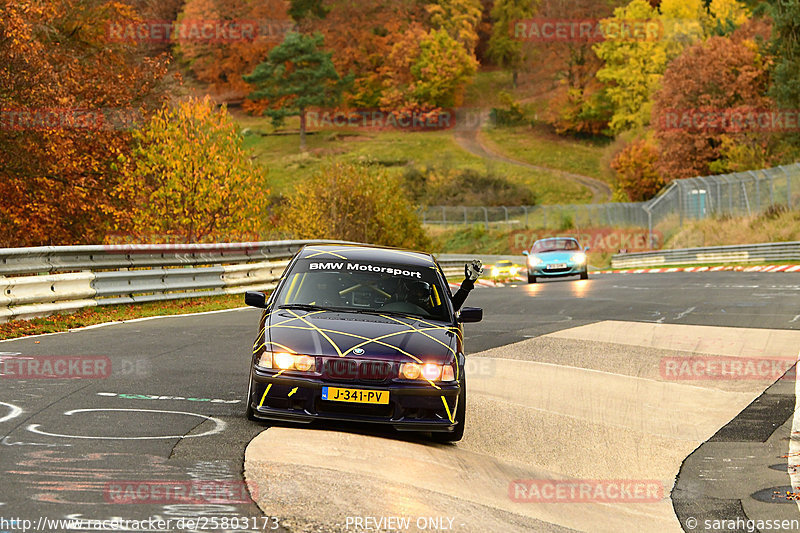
[611,241,800,269]
[0,241,480,322]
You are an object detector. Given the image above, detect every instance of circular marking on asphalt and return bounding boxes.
[0,401,23,423]
[25,408,226,440]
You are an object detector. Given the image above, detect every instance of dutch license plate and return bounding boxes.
[322,387,389,404]
[548,263,567,269]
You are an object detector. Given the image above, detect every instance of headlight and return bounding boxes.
[258,351,316,372]
[399,362,456,382]
[528,256,542,266]
[491,267,499,277]
[572,253,586,264]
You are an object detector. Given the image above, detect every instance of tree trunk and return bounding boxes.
[513,70,518,88]
[299,108,307,151]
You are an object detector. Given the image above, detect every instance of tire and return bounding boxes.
[432,376,466,443]
[245,371,258,421]
[580,269,588,280]
[527,273,537,283]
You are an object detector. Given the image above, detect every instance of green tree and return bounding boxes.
[486,0,537,86]
[115,97,266,243]
[279,162,430,249]
[768,0,800,110]
[244,32,346,149]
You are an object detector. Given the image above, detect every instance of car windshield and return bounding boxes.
[532,239,580,253]
[496,261,512,266]
[275,258,451,321]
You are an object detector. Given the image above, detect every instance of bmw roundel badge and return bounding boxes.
[353,348,365,355]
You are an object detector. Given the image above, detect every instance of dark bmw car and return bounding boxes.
[243,244,482,441]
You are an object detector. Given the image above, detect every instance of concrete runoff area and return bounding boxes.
[245,320,800,532]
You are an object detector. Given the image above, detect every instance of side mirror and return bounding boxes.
[245,291,268,308]
[458,307,483,323]
[584,246,590,252]
[522,250,529,256]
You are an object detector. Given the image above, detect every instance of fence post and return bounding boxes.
[481,207,489,230]
[502,206,509,223]
[441,205,446,225]
[780,165,792,209]
[523,206,529,227]
[463,206,467,225]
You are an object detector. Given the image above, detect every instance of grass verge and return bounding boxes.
[483,126,613,183]
[0,293,251,341]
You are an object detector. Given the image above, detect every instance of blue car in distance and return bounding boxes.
[523,237,589,283]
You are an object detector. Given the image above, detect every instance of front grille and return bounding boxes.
[322,358,395,383]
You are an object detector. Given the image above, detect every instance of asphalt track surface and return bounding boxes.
[2,271,800,532]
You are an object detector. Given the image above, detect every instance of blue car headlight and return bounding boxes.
[571,253,586,264]
[528,256,542,266]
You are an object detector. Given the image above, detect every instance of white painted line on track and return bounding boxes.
[0,401,23,423]
[25,408,226,440]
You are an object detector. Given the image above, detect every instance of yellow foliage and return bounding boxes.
[278,162,430,250]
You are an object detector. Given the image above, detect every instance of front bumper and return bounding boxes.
[248,369,461,432]
[528,263,586,277]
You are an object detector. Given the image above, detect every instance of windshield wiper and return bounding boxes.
[278,303,331,312]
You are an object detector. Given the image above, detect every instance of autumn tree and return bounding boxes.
[611,138,665,200]
[174,0,292,101]
[594,0,668,133]
[115,98,266,243]
[244,32,346,149]
[530,0,621,135]
[652,28,773,179]
[380,28,478,111]
[278,162,430,249]
[594,0,708,134]
[0,0,169,247]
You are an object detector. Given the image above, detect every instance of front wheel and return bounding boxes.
[432,377,466,443]
[527,273,537,283]
[580,269,588,280]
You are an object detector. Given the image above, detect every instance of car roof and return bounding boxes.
[296,244,437,267]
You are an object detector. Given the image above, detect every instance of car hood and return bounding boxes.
[533,251,580,262]
[264,309,459,363]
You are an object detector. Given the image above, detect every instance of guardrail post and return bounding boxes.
[523,206,529,227]
[463,206,467,225]
[502,206,508,223]
[441,205,446,225]
[481,207,488,230]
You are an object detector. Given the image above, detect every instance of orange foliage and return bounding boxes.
[0,0,169,247]
[176,0,292,101]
